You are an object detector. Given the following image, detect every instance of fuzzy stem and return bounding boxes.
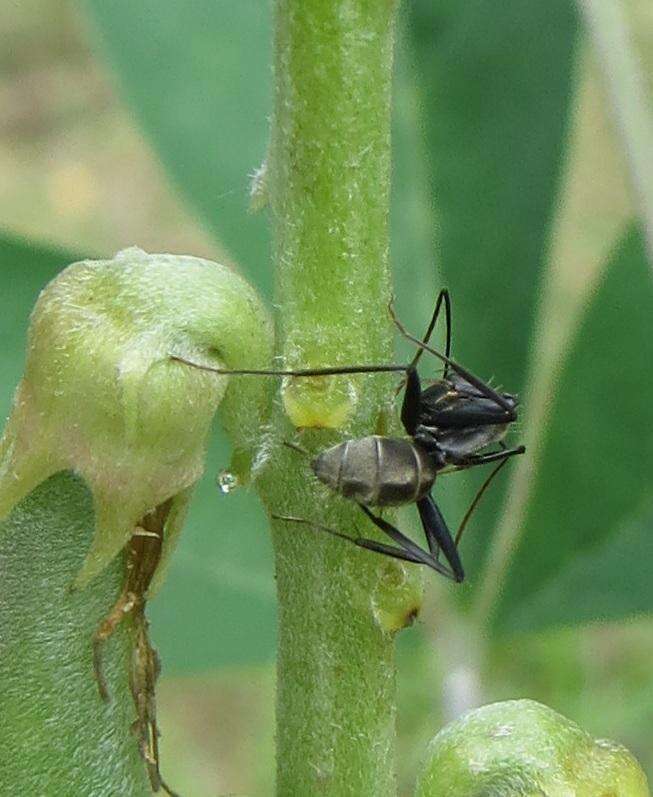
[0,472,151,795]
[260,2,415,795]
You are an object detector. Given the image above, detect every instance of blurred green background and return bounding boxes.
[1,2,652,795]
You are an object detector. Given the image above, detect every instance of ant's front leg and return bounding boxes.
[400,367,422,436]
[407,288,452,374]
[449,445,525,471]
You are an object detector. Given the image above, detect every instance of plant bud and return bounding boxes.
[415,699,649,796]
[0,248,273,589]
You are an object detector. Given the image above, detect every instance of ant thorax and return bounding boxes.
[432,424,510,463]
[416,373,517,465]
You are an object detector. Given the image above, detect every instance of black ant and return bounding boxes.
[173,290,524,581]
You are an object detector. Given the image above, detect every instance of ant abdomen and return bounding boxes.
[311,435,437,508]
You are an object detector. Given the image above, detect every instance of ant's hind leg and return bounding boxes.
[272,513,424,564]
[416,495,465,582]
[272,511,455,578]
[357,505,457,580]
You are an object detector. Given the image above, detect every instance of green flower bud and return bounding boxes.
[415,699,649,796]
[0,248,273,589]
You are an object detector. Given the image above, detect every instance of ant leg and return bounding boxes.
[416,456,518,580]
[400,367,423,435]
[449,445,525,470]
[282,440,310,456]
[357,505,457,579]
[388,302,515,416]
[454,457,511,547]
[408,289,452,376]
[274,512,456,577]
[390,289,450,398]
[272,513,426,565]
[416,496,465,582]
[426,403,517,429]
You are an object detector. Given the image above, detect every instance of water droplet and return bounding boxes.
[217,470,238,495]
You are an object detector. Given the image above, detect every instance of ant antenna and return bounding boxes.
[405,289,452,377]
[170,355,407,379]
[387,301,515,415]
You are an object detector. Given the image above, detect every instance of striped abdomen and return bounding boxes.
[311,435,436,507]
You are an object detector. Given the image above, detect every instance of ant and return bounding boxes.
[173,290,524,581]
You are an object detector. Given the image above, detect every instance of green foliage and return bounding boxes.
[499,227,653,630]
[0,245,276,793]
[0,235,277,671]
[82,0,273,293]
[3,0,653,791]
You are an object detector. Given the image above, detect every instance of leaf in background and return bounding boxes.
[391,20,442,350]
[0,234,275,671]
[505,497,653,632]
[150,430,275,674]
[0,234,79,420]
[495,226,653,631]
[82,0,273,293]
[406,0,579,578]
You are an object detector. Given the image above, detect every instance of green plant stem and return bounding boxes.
[260,2,417,796]
[0,473,150,796]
